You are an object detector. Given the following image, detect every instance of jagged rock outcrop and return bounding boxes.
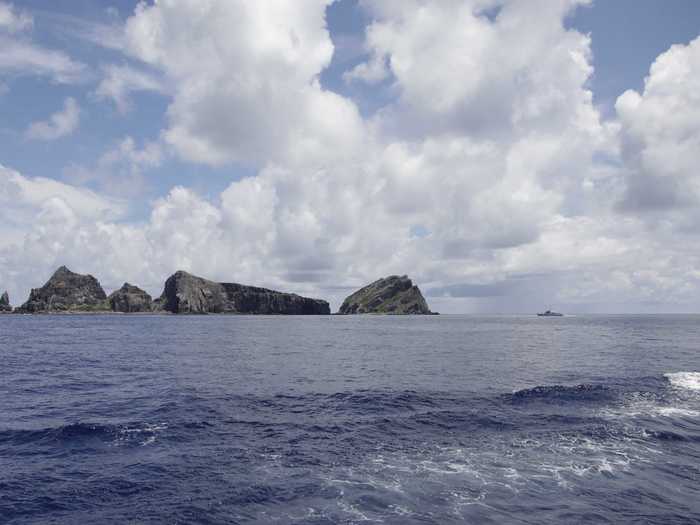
[158,270,330,315]
[17,266,110,313]
[0,291,11,312]
[338,275,435,314]
[108,283,152,313]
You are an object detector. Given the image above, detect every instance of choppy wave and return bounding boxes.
[2,388,699,523]
[312,375,700,522]
[508,384,614,404]
[0,421,168,449]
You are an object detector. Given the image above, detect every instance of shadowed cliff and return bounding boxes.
[155,270,330,315]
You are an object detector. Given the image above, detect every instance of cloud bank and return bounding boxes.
[1,0,700,313]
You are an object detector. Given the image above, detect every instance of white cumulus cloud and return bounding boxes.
[121,0,364,166]
[616,35,700,220]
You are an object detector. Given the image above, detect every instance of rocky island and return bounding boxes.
[155,270,330,315]
[16,266,111,313]
[4,267,432,316]
[0,291,11,312]
[8,266,330,315]
[108,283,153,313]
[338,275,435,314]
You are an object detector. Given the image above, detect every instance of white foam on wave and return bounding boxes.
[600,400,699,420]
[114,422,168,447]
[120,423,168,434]
[327,434,642,506]
[665,372,700,391]
[599,388,699,421]
[656,407,700,417]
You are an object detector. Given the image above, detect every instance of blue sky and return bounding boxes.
[570,0,700,111]
[1,1,700,312]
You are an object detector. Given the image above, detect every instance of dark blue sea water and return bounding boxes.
[1,315,700,524]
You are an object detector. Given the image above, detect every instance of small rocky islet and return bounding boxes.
[2,266,435,315]
[338,275,435,315]
[108,283,153,313]
[0,290,11,312]
[17,266,108,313]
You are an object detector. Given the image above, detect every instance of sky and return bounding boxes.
[1,0,700,314]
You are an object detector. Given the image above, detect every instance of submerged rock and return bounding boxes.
[158,270,330,315]
[338,275,435,314]
[108,283,152,313]
[17,266,109,313]
[0,291,11,312]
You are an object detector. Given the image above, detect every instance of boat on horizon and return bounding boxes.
[537,310,563,317]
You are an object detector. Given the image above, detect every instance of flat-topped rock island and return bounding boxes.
[155,270,330,315]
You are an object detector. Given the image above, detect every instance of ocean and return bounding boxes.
[1,314,699,524]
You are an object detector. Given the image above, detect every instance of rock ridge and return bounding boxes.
[157,270,330,315]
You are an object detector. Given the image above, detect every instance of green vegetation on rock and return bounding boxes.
[338,275,434,314]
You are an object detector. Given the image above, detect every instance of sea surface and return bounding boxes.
[1,314,700,524]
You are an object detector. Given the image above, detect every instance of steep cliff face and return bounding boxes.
[158,271,330,314]
[338,275,434,314]
[17,266,109,313]
[108,283,153,313]
[157,272,223,313]
[0,291,11,312]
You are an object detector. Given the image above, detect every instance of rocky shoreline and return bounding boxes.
[1,266,436,315]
